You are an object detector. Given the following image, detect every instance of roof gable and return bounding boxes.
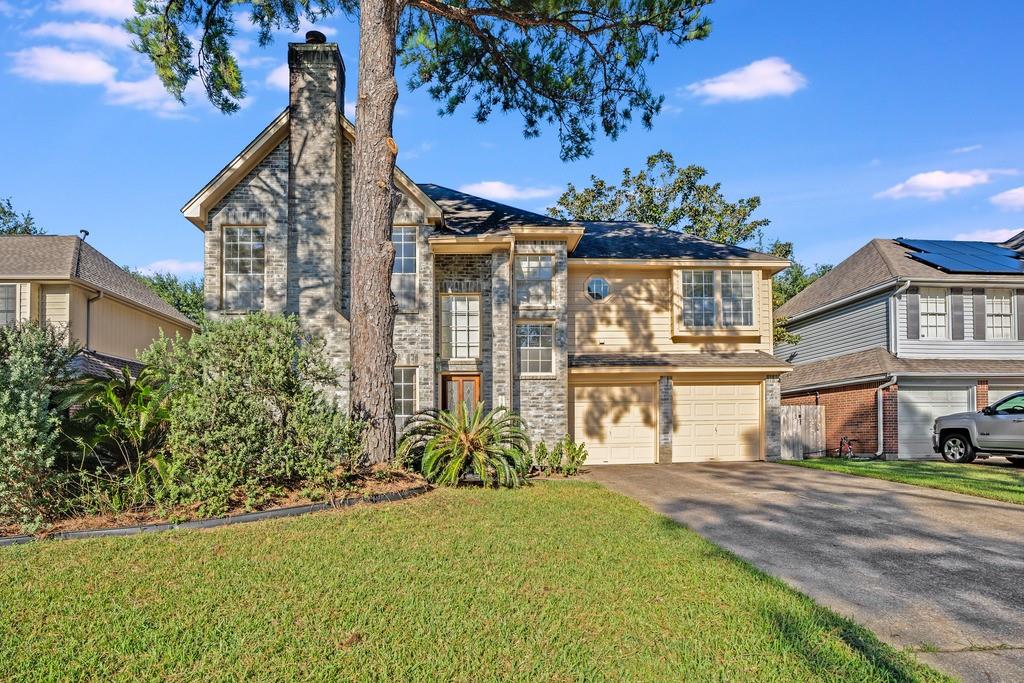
[182,110,442,230]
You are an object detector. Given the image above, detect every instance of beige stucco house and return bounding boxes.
[0,235,197,374]
[180,36,791,463]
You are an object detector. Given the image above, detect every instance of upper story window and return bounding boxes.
[0,285,15,326]
[392,226,417,310]
[515,255,553,306]
[224,227,265,311]
[985,289,1014,340]
[441,294,480,359]
[918,287,947,339]
[680,270,717,328]
[721,271,755,327]
[586,277,610,302]
[394,367,416,429]
[517,323,554,374]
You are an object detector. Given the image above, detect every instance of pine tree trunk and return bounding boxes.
[350,0,400,463]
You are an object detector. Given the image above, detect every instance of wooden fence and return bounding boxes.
[780,405,825,460]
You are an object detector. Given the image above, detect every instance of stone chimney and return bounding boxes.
[288,31,345,314]
[287,32,351,402]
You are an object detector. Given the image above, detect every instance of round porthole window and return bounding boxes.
[586,277,610,301]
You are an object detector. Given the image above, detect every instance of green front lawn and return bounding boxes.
[0,482,945,682]
[783,458,1024,505]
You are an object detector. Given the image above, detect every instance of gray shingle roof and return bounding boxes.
[781,347,1024,392]
[572,222,787,261]
[417,184,566,235]
[570,351,790,370]
[777,234,1024,320]
[73,350,145,378]
[0,235,195,328]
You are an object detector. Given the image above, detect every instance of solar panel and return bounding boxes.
[896,238,1024,274]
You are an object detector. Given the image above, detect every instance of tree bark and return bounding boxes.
[350,0,401,463]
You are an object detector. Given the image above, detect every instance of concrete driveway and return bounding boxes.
[587,463,1024,683]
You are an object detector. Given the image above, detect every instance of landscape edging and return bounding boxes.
[0,485,431,547]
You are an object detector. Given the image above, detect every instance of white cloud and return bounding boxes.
[9,46,186,116]
[344,100,355,118]
[400,141,434,160]
[952,228,1021,242]
[9,46,115,84]
[458,181,561,201]
[951,144,982,154]
[29,21,130,49]
[874,169,1017,201]
[0,1,35,17]
[686,57,807,103]
[265,62,289,90]
[991,186,1024,211]
[138,259,204,277]
[50,0,133,20]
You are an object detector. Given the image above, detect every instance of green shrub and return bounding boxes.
[141,313,363,515]
[0,322,78,531]
[398,404,530,488]
[533,434,589,477]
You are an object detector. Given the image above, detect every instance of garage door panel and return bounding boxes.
[898,385,972,458]
[572,383,657,465]
[672,382,761,463]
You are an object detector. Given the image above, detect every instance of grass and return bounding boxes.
[783,458,1024,505]
[0,482,947,682]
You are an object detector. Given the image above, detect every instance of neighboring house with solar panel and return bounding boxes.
[776,233,1024,458]
[0,235,197,375]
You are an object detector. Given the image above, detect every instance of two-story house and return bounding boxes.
[776,235,1024,457]
[0,234,197,374]
[180,35,791,464]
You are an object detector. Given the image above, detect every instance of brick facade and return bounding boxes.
[975,379,989,410]
[783,381,885,455]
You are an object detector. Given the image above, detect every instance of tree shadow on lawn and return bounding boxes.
[652,516,945,681]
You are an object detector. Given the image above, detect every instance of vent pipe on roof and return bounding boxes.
[79,229,89,241]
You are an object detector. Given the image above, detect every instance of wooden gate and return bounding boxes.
[780,405,825,460]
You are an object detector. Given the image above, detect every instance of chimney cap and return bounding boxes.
[305,30,326,44]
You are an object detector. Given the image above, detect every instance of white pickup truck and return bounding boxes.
[932,391,1024,465]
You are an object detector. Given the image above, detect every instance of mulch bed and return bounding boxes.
[1,468,429,543]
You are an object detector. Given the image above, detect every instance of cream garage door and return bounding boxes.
[898,385,972,458]
[572,384,657,465]
[673,383,761,462]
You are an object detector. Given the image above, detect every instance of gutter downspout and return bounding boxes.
[890,279,911,355]
[85,290,102,351]
[876,375,897,457]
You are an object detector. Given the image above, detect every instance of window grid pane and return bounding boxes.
[224,227,265,311]
[392,227,418,310]
[0,285,15,326]
[919,288,947,339]
[394,367,416,429]
[986,289,1014,340]
[516,323,553,374]
[442,295,480,358]
[586,278,610,301]
[721,271,754,327]
[681,270,716,327]
[515,255,553,305]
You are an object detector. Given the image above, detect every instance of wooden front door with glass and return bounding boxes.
[442,374,481,412]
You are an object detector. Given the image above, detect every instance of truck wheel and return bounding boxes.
[1007,457,1024,468]
[940,434,976,463]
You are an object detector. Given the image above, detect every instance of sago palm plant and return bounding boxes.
[397,403,531,488]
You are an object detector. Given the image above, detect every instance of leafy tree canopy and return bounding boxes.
[775,260,833,306]
[127,0,713,160]
[127,270,206,325]
[548,150,770,242]
[0,197,43,236]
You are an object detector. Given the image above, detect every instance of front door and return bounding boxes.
[442,374,481,413]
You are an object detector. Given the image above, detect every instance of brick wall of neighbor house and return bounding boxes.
[783,381,883,455]
[976,379,989,410]
[436,254,494,407]
[513,240,569,447]
[882,384,899,456]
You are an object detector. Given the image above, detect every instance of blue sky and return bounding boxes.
[1,0,1023,276]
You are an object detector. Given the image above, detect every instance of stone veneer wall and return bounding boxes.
[764,375,782,459]
[435,254,494,407]
[393,219,436,413]
[512,241,568,447]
